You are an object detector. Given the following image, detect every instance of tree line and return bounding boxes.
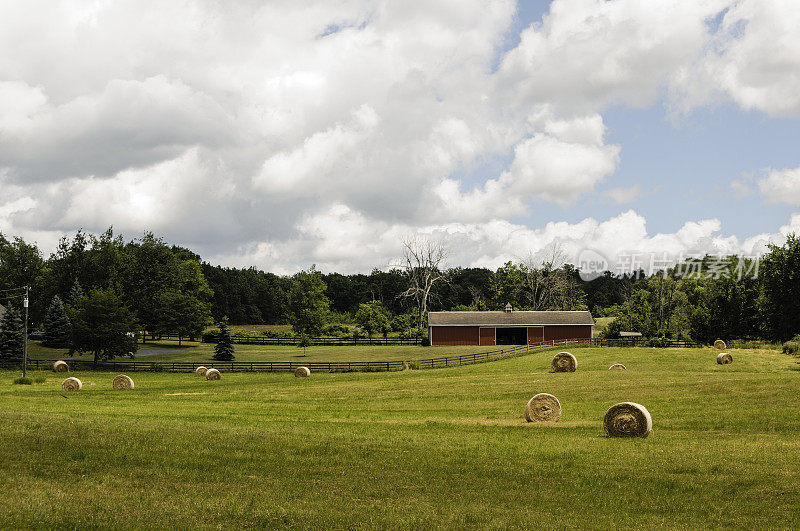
[1,229,800,362]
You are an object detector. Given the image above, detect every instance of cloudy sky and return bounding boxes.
[2,0,800,274]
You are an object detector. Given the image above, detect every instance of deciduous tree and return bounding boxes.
[154,291,212,346]
[355,301,390,339]
[399,237,448,327]
[289,266,330,336]
[69,289,138,363]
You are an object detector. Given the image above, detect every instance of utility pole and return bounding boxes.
[23,286,29,378]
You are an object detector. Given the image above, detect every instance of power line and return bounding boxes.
[0,287,27,294]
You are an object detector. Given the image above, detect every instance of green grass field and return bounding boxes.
[2,346,799,528]
[27,340,493,364]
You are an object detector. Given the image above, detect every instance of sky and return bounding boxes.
[1,0,800,275]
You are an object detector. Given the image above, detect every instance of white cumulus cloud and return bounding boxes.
[758,165,800,206]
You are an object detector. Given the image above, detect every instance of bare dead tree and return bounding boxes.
[520,243,568,310]
[398,236,448,328]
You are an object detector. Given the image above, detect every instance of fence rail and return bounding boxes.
[3,337,706,374]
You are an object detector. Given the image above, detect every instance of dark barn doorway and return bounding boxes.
[496,327,527,345]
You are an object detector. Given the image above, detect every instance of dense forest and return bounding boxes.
[1,228,800,356]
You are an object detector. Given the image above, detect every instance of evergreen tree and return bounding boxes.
[212,317,235,361]
[42,295,72,348]
[0,305,25,361]
[68,280,84,309]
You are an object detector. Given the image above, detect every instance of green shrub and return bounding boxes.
[321,323,350,336]
[645,336,670,348]
[13,377,32,385]
[201,330,219,343]
[399,327,426,340]
[33,376,46,383]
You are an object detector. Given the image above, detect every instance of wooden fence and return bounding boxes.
[5,337,705,373]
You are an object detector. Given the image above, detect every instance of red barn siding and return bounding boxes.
[431,326,480,346]
[543,325,592,341]
[527,326,544,344]
[479,327,495,346]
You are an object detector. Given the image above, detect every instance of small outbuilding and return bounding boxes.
[428,305,594,346]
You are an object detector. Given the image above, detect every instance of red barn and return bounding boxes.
[428,305,594,346]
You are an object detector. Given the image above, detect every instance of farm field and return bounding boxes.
[1,346,800,528]
[26,341,493,364]
[592,316,615,337]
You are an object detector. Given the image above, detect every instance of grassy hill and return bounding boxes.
[1,346,799,528]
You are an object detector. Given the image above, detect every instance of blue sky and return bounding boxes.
[503,2,800,238]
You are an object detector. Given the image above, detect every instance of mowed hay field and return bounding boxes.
[26,341,494,364]
[2,347,800,528]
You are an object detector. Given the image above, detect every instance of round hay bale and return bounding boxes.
[205,368,221,380]
[714,339,726,350]
[195,366,208,377]
[295,366,311,378]
[551,352,577,372]
[53,360,69,372]
[112,374,134,390]
[61,377,82,392]
[717,352,733,365]
[524,393,561,422]
[608,363,627,370]
[603,402,652,438]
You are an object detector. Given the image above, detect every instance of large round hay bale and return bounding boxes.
[295,366,311,378]
[717,352,733,365]
[112,374,134,390]
[205,368,221,380]
[603,402,652,438]
[714,339,726,350]
[524,393,561,422]
[551,352,577,372]
[53,360,69,372]
[608,363,627,370]
[195,366,208,377]
[61,377,82,392]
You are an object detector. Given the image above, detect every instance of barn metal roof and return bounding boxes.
[428,310,594,326]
